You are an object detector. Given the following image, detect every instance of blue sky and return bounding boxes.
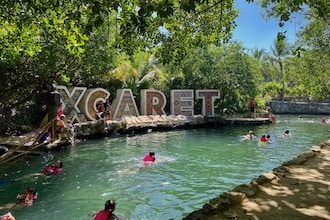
[233,1,305,52]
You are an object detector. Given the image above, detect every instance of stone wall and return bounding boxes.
[269,101,330,114]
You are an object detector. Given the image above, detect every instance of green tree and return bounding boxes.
[268,38,291,100]
[110,52,166,104]
[0,0,239,113]
[168,43,258,115]
[285,15,330,100]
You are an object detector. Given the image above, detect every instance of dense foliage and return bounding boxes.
[0,0,329,133]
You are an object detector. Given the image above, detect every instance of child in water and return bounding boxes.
[259,134,272,144]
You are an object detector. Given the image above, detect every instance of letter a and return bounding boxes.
[111,89,140,120]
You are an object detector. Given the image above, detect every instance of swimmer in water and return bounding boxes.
[0,212,15,220]
[242,131,256,141]
[41,160,63,176]
[321,117,327,123]
[266,135,272,143]
[142,151,156,163]
[16,187,38,205]
[13,161,63,182]
[279,130,290,138]
[260,135,267,143]
[0,187,38,210]
[93,199,119,220]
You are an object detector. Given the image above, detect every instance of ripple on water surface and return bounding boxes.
[0,115,329,219]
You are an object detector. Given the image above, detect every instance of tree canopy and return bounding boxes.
[0,0,329,133]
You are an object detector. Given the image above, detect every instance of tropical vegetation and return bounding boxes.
[0,0,329,134]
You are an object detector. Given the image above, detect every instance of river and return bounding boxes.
[0,114,329,219]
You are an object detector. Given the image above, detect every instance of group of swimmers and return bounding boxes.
[260,134,272,143]
[92,152,155,220]
[0,160,63,218]
[1,150,157,219]
[242,129,290,144]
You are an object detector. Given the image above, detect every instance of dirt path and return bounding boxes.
[184,140,330,220]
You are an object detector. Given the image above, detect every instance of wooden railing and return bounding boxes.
[0,118,56,165]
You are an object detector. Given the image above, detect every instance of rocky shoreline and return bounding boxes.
[73,115,271,139]
[183,139,330,220]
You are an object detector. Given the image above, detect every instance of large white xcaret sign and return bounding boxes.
[56,85,220,122]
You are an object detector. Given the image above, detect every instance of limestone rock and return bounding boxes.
[255,172,277,184]
[233,184,258,198]
[282,155,307,166]
[303,150,316,158]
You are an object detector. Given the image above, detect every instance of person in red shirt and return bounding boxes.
[143,151,156,163]
[41,161,63,176]
[56,102,63,119]
[94,199,118,220]
[249,99,256,113]
[96,101,106,119]
[321,117,327,123]
[260,135,267,142]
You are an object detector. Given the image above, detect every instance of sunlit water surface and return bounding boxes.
[0,115,329,220]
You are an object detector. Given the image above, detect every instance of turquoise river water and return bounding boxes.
[0,115,329,220]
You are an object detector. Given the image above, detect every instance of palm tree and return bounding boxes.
[111,52,166,100]
[268,37,290,100]
[251,47,267,62]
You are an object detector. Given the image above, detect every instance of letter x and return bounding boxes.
[56,86,87,122]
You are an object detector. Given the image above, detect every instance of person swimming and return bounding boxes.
[321,118,327,123]
[266,135,272,143]
[0,187,38,210]
[13,160,63,182]
[41,160,63,176]
[0,212,15,220]
[279,130,290,138]
[16,187,38,205]
[94,199,118,220]
[143,151,156,163]
[260,135,267,142]
[242,131,256,141]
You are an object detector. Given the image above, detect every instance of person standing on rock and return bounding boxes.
[249,98,256,118]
